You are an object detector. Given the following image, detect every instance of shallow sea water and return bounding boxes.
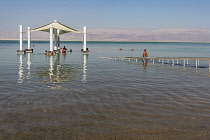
[0,41,210,140]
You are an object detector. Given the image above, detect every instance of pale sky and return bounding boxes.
[0,0,210,31]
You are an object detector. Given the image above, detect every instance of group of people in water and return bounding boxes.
[44,46,68,55]
[44,50,54,55]
[119,48,135,51]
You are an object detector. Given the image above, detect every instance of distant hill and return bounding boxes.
[1,28,210,42]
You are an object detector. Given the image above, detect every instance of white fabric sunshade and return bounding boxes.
[30,21,82,34]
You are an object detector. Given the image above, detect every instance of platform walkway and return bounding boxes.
[103,57,210,69]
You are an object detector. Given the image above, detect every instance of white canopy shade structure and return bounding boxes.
[17,20,89,54]
[31,20,82,34]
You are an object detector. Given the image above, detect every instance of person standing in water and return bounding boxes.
[142,49,148,69]
[142,49,148,57]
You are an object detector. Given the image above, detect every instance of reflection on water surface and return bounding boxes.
[18,53,80,84]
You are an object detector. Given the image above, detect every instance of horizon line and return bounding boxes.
[0,39,210,43]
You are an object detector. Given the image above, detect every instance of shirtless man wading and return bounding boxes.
[142,49,148,57]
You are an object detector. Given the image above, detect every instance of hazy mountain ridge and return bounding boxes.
[1,28,210,42]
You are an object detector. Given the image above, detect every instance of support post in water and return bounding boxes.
[28,27,31,49]
[50,24,53,52]
[25,27,33,53]
[83,26,87,51]
[81,26,89,54]
[20,25,23,51]
[54,29,57,51]
[17,25,25,54]
[209,60,210,70]
[57,30,60,49]
[196,60,198,68]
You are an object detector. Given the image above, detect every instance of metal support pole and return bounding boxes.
[57,30,60,49]
[19,25,23,50]
[196,60,198,68]
[27,27,31,49]
[183,60,185,66]
[54,29,57,50]
[50,24,53,52]
[187,60,189,65]
[153,59,154,63]
[83,26,87,51]
[162,59,164,65]
[177,59,178,64]
[136,59,138,62]
[58,36,60,49]
[209,60,210,70]
[172,59,174,65]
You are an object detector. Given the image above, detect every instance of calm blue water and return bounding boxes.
[1,41,210,139]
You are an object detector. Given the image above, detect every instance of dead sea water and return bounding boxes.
[0,41,210,139]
